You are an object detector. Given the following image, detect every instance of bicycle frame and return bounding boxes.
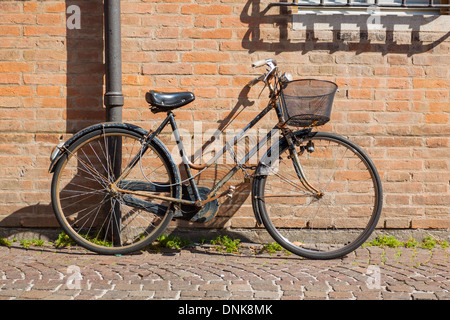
[113,77,320,209]
[112,97,283,207]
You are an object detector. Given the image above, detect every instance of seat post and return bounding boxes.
[168,113,203,204]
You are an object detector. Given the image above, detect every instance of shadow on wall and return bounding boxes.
[65,0,105,133]
[241,0,450,55]
[0,1,105,237]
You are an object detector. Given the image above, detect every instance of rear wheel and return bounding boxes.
[254,132,382,260]
[51,127,178,255]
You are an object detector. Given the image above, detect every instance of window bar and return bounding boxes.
[269,0,450,9]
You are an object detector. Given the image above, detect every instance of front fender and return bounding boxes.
[251,128,316,225]
[48,122,148,173]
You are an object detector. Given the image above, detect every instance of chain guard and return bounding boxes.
[179,185,219,223]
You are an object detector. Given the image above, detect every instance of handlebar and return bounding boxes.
[247,75,264,88]
[252,58,277,68]
[247,58,278,88]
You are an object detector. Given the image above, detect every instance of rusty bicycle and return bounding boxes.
[49,59,382,259]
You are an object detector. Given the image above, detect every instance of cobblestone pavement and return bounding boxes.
[0,242,448,301]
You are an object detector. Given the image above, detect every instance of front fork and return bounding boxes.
[282,128,324,199]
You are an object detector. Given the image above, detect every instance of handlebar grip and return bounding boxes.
[252,60,267,68]
[252,58,277,68]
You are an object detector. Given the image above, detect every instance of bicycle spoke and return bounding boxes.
[60,188,105,201]
[73,194,110,235]
[67,147,110,187]
[257,133,381,259]
[64,193,109,222]
[61,189,105,211]
[260,161,312,195]
[53,129,175,254]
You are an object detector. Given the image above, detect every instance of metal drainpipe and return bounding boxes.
[104,0,123,246]
[104,0,124,122]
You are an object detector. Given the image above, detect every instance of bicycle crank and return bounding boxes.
[179,185,219,223]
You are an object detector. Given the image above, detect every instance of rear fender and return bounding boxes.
[49,122,182,217]
[48,122,148,173]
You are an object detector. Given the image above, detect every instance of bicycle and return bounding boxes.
[49,59,382,259]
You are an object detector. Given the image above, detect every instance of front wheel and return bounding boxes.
[253,132,383,260]
[51,126,179,255]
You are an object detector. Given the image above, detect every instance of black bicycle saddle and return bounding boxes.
[146,90,195,113]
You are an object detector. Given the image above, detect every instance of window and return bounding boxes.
[270,0,450,14]
[293,0,443,5]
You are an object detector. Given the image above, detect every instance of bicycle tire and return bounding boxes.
[51,125,180,255]
[253,131,382,260]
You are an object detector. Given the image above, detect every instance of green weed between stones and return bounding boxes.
[0,237,12,247]
[259,242,292,255]
[20,239,45,249]
[4,233,446,255]
[149,234,192,251]
[0,232,107,249]
[364,235,448,250]
[210,235,241,254]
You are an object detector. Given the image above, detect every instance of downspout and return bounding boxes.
[104,0,123,122]
[104,0,123,246]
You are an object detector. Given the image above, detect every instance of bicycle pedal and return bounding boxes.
[227,185,236,198]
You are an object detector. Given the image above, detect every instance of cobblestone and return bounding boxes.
[0,243,448,301]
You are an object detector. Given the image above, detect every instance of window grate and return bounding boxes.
[269,0,450,9]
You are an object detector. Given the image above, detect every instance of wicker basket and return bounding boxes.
[280,79,338,127]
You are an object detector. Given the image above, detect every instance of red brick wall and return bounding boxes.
[0,0,448,232]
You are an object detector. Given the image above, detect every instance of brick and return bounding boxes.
[0,73,21,84]
[23,26,66,36]
[424,113,448,124]
[43,3,65,13]
[141,16,192,28]
[387,54,410,65]
[411,219,450,229]
[195,16,218,28]
[0,86,34,96]
[23,74,66,85]
[412,292,438,300]
[23,2,38,12]
[412,195,449,206]
[194,64,218,75]
[385,219,411,229]
[347,89,372,99]
[19,290,53,299]
[388,78,411,89]
[426,137,449,148]
[121,3,153,14]
[413,79,449,89]
[0,3,21,12]
[36,14,61,26]
[142,63,193,75]
[181,5,232,15]
[0,26,21,36]
[0,62,33,73]
[182,52,229,62]
[182,28,233,40]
